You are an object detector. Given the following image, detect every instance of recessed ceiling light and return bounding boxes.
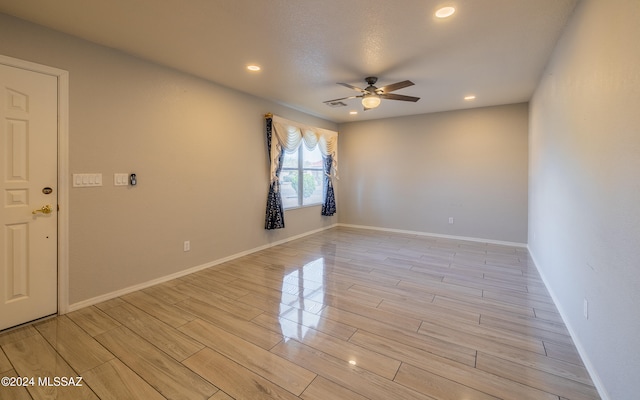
[435,6,456,18]
[349,111,358,115]
[464,95,476,101]
[247,65,261,71]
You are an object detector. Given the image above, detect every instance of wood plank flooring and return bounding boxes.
[0,227,600,399]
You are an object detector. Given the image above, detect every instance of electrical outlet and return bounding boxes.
[183,241,190,252]
[583,298,589,319]
[448,217,454,224]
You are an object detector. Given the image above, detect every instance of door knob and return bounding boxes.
[32,205,53,215]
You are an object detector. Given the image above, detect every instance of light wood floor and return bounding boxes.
[1,227,600,399]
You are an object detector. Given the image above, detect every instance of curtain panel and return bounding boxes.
[321,154,336,216]
[264,114,338,229]
[264,116,285,229]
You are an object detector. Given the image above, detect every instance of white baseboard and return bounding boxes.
[67,223,338,312]
[338,223,527,248]
[67,222,524,311]
[527,247,610,400]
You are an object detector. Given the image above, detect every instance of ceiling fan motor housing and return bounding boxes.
[365,76,378,86]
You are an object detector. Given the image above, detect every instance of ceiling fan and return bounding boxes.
[324,77,420,111]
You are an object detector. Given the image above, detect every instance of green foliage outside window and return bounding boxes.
[288,172,316,198]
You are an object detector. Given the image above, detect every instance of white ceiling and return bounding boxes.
[0,0,578,123]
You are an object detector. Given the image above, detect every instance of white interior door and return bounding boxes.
[0,63,58,331]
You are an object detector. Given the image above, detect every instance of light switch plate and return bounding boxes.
[73,173,102,187]
[114,173,128,186]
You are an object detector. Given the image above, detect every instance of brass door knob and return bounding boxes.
[32,205,53,215]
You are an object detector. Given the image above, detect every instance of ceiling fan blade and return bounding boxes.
[323,95,362,103]
[337,82,369,94]
[376,80,414,94]
[379,93,420,102]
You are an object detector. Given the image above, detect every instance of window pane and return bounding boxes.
[279,170,299,209]
[303,146,323,169]
[302,169,324,206]
[282,148,298,168]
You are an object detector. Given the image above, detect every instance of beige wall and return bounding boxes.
[529,1,640,398]
[0,13,338,305]
[338,103,529,244]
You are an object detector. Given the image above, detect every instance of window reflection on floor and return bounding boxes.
[279,257,325,341]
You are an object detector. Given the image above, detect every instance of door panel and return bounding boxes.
[1,63,58,331]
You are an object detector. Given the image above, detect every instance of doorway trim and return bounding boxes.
[0,54,70,314]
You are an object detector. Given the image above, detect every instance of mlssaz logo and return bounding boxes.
[37,376,83,387]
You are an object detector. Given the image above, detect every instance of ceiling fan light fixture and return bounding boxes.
[435,6,456,18]
[362,95,381,109]
[325,77,418,109]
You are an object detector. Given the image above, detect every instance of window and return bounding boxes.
[280,145,324,209]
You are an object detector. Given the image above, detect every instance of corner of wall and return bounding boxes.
[527,246,611,400]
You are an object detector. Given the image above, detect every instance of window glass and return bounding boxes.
[282,148,298,168]
[280,145,324,209]
[302,170,324,206]
[279,169,299,209]
[302,145,323,168]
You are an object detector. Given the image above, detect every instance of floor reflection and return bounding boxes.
[279,257,325,341]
